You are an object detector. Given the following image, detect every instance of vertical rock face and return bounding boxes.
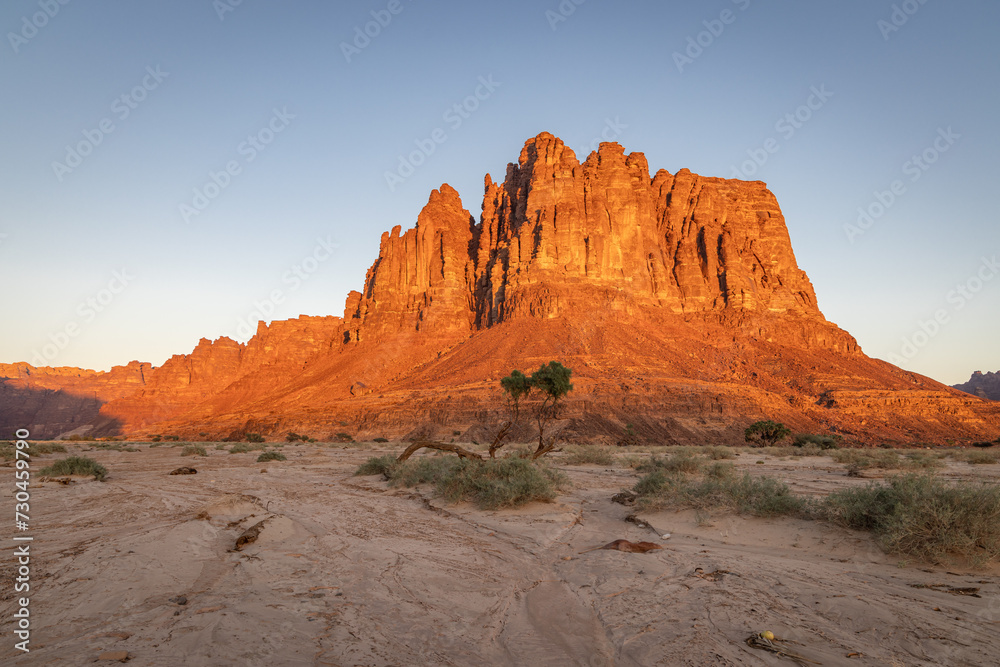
[348,132,823,343]
[343,185,476,343]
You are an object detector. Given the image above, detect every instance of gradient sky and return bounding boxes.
[1,0,997,386]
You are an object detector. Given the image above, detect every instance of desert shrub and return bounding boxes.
[794,433,841,450]
[151,435,162,442]
[965,450,1000,465]
[903,451,943,470]
[94,442,139,452]
[634,465,807,518]
[372,437,389,443]
[355,455,398,477]
[789,444,823,457]
[149,442,163,448]
[704,446,736,460]
[5,442,70,458]
[504,445,535,460]
[257,451,287,462]
[39,456,107,481]
[823,474,1000,566]
[434,458,565,510]
[380,456,565,510]
[286,432,306,442]
[166,435,180,441]
[638,452,703,475]
[832,448,902,473]
[228,442,266,454]
[181,445,207,457]
[562,445,615,466]
[215,444,227,450]
[246,433,265,443]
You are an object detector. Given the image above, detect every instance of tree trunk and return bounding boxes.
[397,440,483,462]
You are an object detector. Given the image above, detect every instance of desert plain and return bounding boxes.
[2,440,999,667]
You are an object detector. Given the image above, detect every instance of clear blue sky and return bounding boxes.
[1,0,997,385]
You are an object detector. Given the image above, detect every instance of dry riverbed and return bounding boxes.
[2,443,999,666]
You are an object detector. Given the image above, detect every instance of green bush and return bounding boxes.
[633,464,807,518]
[369,456,565,510]
[39,456,108,481]
[704,446,736,460]
[562,445,615,466]
[823,474,1000,566]
[637,452,703,475]
[793,433,841,450]
[257,451,286,462]
[246,433,265,443]
[744,420,792,447]
[355,455,398,477]
[31,443,68,454]
[965,450,999,465]
[181,445,207,457]
[832,448,902,473]
[372,437,389,443]
[789,444,824,457]
[229,442,266,454]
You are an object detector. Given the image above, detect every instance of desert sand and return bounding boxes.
[3,443,999,666]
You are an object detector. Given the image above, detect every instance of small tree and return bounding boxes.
[744,420,792,447]
[490,370,531,458]
[489,362,574,460]
[528,361,573,460]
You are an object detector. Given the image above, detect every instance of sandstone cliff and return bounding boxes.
[4,133,998,445]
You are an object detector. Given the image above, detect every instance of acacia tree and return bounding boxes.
[528,361,574,460]
[491,362,574,460]
[489,370,531,458]
[744,420,791,447]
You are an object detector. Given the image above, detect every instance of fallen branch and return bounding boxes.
[397,440,483,462]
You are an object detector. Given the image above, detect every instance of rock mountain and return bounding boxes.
[953,371,1000,402]
[4,133,998,444]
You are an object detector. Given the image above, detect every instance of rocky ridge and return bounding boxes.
[3,133,998,444]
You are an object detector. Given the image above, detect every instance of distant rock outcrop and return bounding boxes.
[953,371,1000,401]
[3,133,998,445]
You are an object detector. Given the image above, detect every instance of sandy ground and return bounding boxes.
[2,444,999,666]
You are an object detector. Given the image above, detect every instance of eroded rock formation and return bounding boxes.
[3,133,997,444]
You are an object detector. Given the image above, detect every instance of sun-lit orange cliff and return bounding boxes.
[4,133,998,444]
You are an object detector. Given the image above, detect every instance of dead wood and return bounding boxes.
[397,440,483,462]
